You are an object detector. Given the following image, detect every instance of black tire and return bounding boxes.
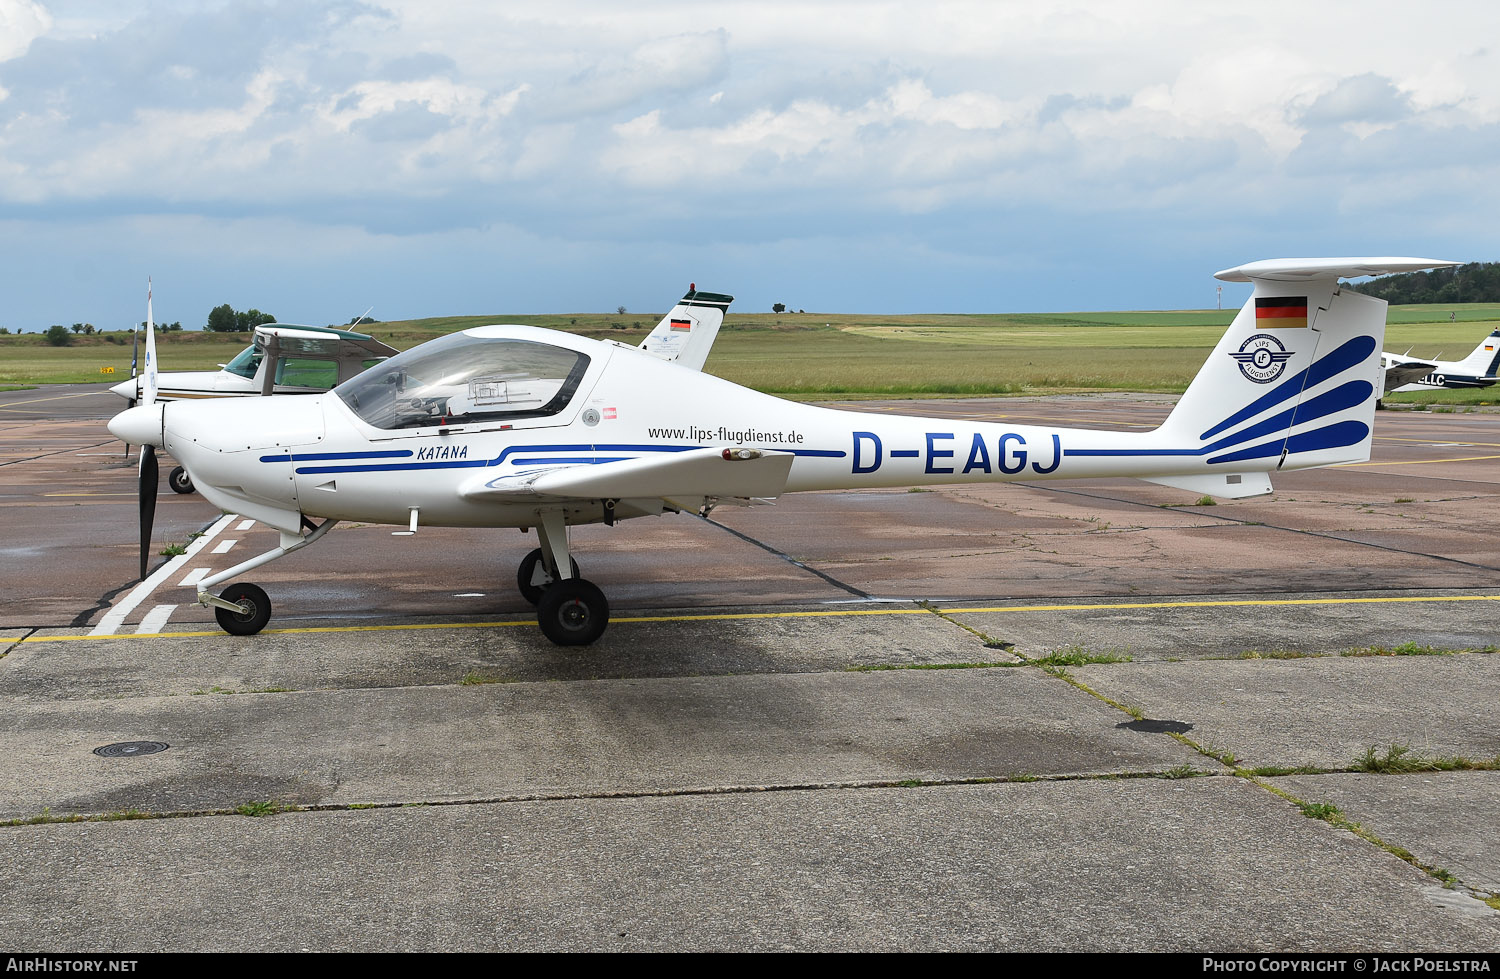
[168,466,194,495]
[215,582,272,636]
[536,578,609,646]
[516,547,581,605]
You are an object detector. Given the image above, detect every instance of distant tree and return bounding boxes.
[615,306,626,315]
[46,324,71,346]
[205,304,239,332]
[772,303,786,314]
[206,304,276,332]
[0,327,10,334]
[347,314,380,326]
[1346,262,1500,304]
[71,323,84,334]
[83,324,95,335]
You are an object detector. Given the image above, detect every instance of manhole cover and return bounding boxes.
[93,741,170,757]
[1116,719,1194,734]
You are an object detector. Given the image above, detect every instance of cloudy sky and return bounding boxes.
[0,0,1495,329]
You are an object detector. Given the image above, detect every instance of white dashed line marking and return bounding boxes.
[135,605,177,634]
[90,513,237,636]
[179,568,210,587]
[236,519,256,531]
[212,538,238,554]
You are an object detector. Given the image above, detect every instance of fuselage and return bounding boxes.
[146,325,1326,537]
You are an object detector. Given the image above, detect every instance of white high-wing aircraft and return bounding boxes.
[1380,329,1500,394]
[108,323,399,405]
[108,257,1456,645]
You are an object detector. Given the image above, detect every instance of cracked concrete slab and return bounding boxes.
[3,778,1495,951]
[1072,656,1500,769]
[1,607,1009,703]
[945,591,1500,661]
[1273,771,1500,895]
[0,668,1202,820]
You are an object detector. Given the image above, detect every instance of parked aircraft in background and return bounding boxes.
[107,258,1457,645]
[1381,329,1500,394]
[111,286,731,493]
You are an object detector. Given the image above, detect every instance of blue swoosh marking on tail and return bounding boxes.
[1207,420,1369,466]
[1200,380,1372,455]
[1066,380,1372,460]
[1199,336,1375,442]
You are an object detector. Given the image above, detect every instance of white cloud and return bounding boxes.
[0,0,50,62]
[0,0,1497,324]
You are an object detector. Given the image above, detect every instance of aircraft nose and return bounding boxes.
[108,378,138,401]
[107,402,165,447]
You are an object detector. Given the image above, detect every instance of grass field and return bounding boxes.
[3,303,1498,402]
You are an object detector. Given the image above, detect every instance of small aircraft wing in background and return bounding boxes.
[1381,357,1438,394]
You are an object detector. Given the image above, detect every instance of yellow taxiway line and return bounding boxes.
[20,593,1500,642]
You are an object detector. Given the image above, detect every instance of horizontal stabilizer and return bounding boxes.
[1140,473,1272,500]
[1215,257,1460,283]
[461,447,794,502]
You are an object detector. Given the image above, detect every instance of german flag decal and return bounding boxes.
[670,318,692,331]
[1255,296,1308,328]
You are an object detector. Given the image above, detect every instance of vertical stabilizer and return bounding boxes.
[638,286,733,371]
[1156,258,1458,472]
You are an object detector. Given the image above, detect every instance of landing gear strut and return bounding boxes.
[523,510,609,645]
[197,518,338,636]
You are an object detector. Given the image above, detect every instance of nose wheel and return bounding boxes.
[168,465,195,495]
[214,582,272,636]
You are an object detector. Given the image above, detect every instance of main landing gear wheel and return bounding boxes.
[516,547,580,605]
[215,582,272,636]
[168,466,195,495]
[536,579,609,646]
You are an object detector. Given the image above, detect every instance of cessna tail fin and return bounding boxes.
[1151,258,1459,482]
[638,285,733,371]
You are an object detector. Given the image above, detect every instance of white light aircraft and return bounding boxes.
[1380,329,1500,394]
[108,323,399,405]
[108,257,1456,645]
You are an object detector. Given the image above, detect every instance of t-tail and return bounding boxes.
[637,284,733,371]
[1142,257,1459,500]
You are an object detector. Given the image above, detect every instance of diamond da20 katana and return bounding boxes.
[107,257,1456,645]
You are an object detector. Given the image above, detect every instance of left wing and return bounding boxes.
[459,446,794,502]
[1383,358,1436,394]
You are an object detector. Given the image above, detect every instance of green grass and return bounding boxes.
[7,305,1499,400]
[1341,642,1497,657]
[1029,645,1133,666]
[1352,744,1500,774]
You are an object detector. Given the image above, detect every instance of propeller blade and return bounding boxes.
[141,277,158,406]
[138,444,158,580]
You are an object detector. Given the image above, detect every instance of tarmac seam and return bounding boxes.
[0,768,1246,829]
[0,438,115,468]
[1248,775,1498,907]
[699,513,871,599]
[1015,481,1500,575]
[24,592,1500,642]
[0,627,35,659]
